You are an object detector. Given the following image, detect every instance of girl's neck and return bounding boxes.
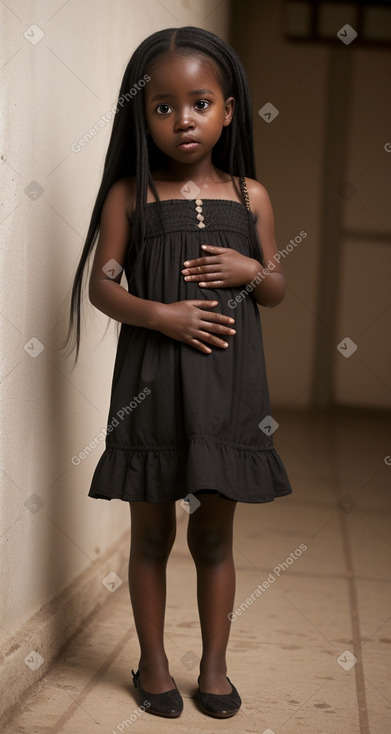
[147,168,239,204]
[153,158,229,186]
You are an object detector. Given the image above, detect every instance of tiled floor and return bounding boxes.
[2,409,390,733]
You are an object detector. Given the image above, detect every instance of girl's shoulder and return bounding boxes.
[242,177,273,219]
[242,176,269,201]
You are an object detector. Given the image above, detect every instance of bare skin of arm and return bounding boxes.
[180,178,286,307]
[245,178,286,306]
[88,177,236,354]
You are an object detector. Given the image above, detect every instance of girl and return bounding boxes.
[64,26,292,719]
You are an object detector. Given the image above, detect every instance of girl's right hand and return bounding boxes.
[155,300,236,354]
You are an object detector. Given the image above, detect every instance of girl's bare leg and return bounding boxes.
[128,501,177,693]
[187,493,237,694]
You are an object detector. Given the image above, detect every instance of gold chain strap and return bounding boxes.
[240,177,251,212]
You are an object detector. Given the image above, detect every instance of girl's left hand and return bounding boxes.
[181,244,260,289]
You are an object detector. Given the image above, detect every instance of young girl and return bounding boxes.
[65,26,292,719]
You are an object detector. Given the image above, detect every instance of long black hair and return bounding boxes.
[62,26,262,363]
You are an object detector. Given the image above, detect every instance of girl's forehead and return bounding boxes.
[145,53,222,92]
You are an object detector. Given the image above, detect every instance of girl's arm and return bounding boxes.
[88,178,163,330]
[245,179,286,307]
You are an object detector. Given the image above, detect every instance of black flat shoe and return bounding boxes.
[131,668,183,718]
[197,675,242,718]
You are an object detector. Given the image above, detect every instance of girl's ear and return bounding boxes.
[223,96,235,127]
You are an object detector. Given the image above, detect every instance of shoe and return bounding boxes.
[131,668,183,718]
[197,675,242,718]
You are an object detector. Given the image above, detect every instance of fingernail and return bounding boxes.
[183,261,190,266]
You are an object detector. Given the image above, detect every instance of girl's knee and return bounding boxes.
[187,529,231,565]
[133,526,176,561]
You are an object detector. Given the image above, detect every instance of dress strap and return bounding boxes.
[240,177,251,213]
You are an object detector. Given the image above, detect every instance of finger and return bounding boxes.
[199,313,236,330]
[200,245,228,253]
[199,319,236,334]
[183,255,220,268]
[184,272,224,282]
[204,313,236,324]
[196,330,230,348]
[192,300,218,307]
[193,303,235,323]
[199,280,226,288]
[182,261,221,274]
[188,338,212,354]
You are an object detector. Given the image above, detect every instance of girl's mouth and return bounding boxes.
[177,140,200,151]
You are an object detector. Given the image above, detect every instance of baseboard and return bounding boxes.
[0,529,130,726]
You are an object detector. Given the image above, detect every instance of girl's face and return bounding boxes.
[144,53,234,168]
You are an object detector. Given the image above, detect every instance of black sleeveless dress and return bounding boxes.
[88,197,293,503]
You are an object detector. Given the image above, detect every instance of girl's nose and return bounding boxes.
[174,109,195,131]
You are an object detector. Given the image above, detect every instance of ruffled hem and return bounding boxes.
[88,436,293,504]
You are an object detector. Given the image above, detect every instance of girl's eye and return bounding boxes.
[155,100,210,114]
[156,104,171,114]
[195,100,210,110]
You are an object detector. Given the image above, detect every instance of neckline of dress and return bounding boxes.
[145,199,254,219]
[146,198,245,205]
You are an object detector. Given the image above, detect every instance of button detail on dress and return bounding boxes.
[194,199,205,228]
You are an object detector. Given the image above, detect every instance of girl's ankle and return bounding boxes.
[139,654,169,671]
[199,661,228,676]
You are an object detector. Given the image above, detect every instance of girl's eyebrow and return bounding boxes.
[150,88,216,102]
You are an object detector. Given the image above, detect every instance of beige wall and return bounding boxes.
[0,0,230,669]
[230,0,391,410]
